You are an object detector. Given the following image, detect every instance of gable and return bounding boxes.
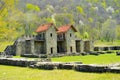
[36,23,57,33]
[57,25,77,34]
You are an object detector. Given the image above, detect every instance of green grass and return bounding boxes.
[52,54,120,64]
[0,65,120,80]
[94,40,120,46]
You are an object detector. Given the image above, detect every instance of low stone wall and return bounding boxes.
[0,58,36,67]
[21,53,82,58]
[94,46,120,51]
[30,62,82,70]
[75,64,108,73]
[0,58,120,73]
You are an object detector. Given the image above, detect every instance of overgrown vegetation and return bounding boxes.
[1,0,120,42]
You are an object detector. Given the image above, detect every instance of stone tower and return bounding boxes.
[36,23,57,55]
[57,25,77,54]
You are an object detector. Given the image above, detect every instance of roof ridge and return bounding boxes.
[36,23,56,33]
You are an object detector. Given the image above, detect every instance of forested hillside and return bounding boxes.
[1,0,120,42]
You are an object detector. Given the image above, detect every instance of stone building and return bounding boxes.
[4,23,94,57]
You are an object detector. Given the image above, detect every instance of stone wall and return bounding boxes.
[76,40,84,53]
[34,41,45,54]
[4,45,16,55]
[0,58,120,73]
[2,26,94,57]
[94,46,120,51]
[84,40,94,52]
[45,26,57,54]
[16,39,26,56]
[66,28,76,54]
[0,58,36,67]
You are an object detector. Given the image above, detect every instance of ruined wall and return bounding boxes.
[4,45,16,55]
[45,26,57,54]
[34,41,45,54]
[25,40,31,54]
[84,40,94,52]
[16,40,25,56]
[76,40,84,53]
[94,46,120,51]
[66,28,76,53]
[15,35,36,56]
[0,58,120,73]
[31,40,35,54]
[57,41,67,53]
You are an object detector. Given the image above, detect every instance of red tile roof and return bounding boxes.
[36,23,54,33]
[36,23,77,33]
[57,25,77,33]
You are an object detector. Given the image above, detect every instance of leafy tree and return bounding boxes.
[83,32,89,39]
[55,13,74,27]
[101,19,117,42]
[24,3,40,35]
[26,3,40,12]
[76,6,85,15]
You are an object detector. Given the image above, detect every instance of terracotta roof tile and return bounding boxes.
[36,23,54,33]
[57,25,77,33]
[36,23,77,33]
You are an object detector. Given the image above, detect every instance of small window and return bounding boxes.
[70,33,72,37]
[51,47,53,54]
[39,34,42,37]
[50,33,52,37]
[43,33,45,37]
[70,47,73,52]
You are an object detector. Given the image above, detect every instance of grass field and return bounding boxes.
[94,40,120,46]
[0,65,120,80]
[52,53,120,64]
[13,53,120,64]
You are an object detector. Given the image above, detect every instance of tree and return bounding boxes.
[76,6,85,15]
[54,13,74,27]
[101,19,117,42]
[83,32,89,39]
[24,3,40,35]
[0,0,21,41]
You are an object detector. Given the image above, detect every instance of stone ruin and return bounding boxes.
[1,23,94,58]
[0,58,120,73]
[0,23,120,74]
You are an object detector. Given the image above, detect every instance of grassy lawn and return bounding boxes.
[94,40,120,47]
[52,54,120,64]
[0,65,120,80]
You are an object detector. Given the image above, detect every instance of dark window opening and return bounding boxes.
[50,33,52,37]
[70,47,73,52]
[43,33,45,37]
[39,34,42,37]
[70,33,72,37]
[51,47,53,54]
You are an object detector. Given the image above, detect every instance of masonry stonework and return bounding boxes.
[45,25,57,55]
[66,28,76,54]
[4,23,94,57]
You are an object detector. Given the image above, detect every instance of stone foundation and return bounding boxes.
[0,58,120,73]
[94,46,120,51]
